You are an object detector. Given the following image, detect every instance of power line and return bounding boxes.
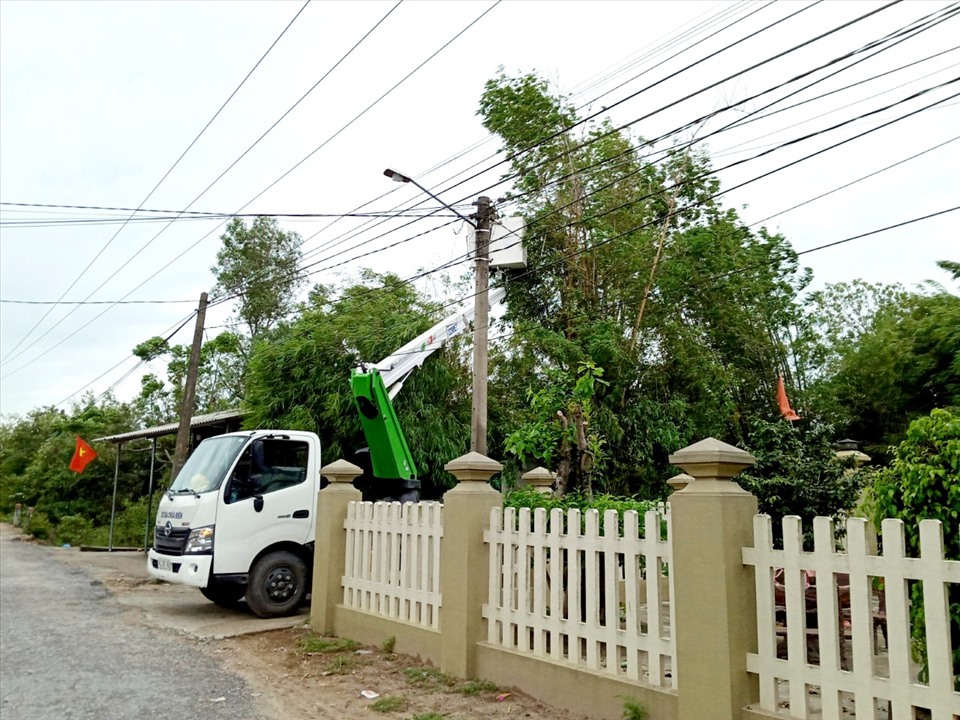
[1,1,499,381]
[260,23,960,302]
[290,82,959,354]
[291,0,918,283]
[0,0,405,370]
[0,298,196,305]
[55,311,197,407]
[31,1,952,400]
[747,134,960,228]
[0,0,312,365]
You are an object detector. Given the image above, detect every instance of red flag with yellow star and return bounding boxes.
[69,436,97,473]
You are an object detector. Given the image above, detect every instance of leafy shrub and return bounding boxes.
[86,491,165,547]
[24,511,54,541]
[872,408,959,689]
[55,514,93,546]
[504,486,660,535]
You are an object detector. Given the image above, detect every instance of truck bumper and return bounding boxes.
[147,549,212,588]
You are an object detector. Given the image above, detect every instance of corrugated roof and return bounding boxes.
[94,408,246,444]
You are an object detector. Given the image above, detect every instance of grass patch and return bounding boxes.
[412,714,446,720]
[370,696,406,713]
[323,655,367,675]
[458,679,497,695]
[298,634,360,654]
[403,666,457,688]
[381,635,396,653]
[622,698,647,720]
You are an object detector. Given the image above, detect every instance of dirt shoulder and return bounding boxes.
[212,626,583,720]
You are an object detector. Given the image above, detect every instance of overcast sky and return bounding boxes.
[1,0,957,418]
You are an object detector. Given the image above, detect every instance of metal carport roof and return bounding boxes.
[94,408,246,444]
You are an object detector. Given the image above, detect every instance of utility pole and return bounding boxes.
[171,291,208,481]
[471,196,494,455]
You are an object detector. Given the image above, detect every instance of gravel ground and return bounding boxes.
[0,525,263,720]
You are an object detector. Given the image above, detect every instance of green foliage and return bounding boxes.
[411,714,446,720]
[297,634,360,654]
[458,679,497,695]
[370,696,406,713]
[322,655,366,675]
[0,398,154,526]
[504,486,660,536]
[380,635,396,653]
[132,330,246,424]
[403,667,457,688]
[24,510,53,540]
[737,417,866,545]
[622,698,648,720]
[86,492,164,547]
[871,408,960,687]
[212,216,305,337]
[244,271,472,498]
[55,514,94,546]
[481,71,811,496]
[802,272,960,458]
[503,361,608,494]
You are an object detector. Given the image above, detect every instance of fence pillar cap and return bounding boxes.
[444,451,503,483]
[522,466,555,493]
[667,472,694,491]
[669,437,755,482]
[320,459,363,484]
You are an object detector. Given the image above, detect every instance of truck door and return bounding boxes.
[212,436,315,576]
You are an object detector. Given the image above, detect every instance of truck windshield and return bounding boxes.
[168,436,249,494]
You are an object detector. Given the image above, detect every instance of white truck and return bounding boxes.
[146,288,505,617]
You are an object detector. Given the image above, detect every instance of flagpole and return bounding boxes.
[108,442,121,552]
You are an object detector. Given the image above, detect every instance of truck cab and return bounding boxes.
[147,430,321,617]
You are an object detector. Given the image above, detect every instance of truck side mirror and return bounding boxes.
[253,495,264,513]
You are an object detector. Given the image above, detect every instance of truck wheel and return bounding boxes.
[200,580,245,607]
[246,550,307,618]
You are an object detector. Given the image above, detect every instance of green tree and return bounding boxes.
[212,216,305,337]
[480,71,810,495]
[804,267,960,458]
[736,417,865,545]
[244,271,472,498]
[132,331,246,424]
[0,396,150,526]
[871,408,960,688]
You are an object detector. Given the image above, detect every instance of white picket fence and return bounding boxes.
[483,506,676,688]
[742,515,960,720]
[341,501,443,629]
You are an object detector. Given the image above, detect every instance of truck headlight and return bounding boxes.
[185,525,214,554]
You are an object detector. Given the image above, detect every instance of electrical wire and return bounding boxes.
[31,0,952,404]
[289,0,929,280]
[1,1,500,381]
[0,0,406,369]
[250,23,960,304]
[0,0,312,365]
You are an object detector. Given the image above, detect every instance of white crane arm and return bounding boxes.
[363,286,506,398]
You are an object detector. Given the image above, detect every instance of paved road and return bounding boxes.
[0,530,263,720]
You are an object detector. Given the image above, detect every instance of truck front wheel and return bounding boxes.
[200,579,245,607]
[246,550,307,618]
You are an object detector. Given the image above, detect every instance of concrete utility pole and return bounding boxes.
[171,292,208,481]
[470,196,494,455]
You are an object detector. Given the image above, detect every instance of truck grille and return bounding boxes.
[153,526,190,555]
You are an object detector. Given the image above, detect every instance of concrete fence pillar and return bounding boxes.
[439,451,503,678]
[310,459,362,635]
[669,438,759,720]
[522,466,555,495]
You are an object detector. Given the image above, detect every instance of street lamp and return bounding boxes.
[383,168,476,227]
[383,168,495,456]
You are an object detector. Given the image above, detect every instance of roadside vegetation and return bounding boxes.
[2,73,957,564]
